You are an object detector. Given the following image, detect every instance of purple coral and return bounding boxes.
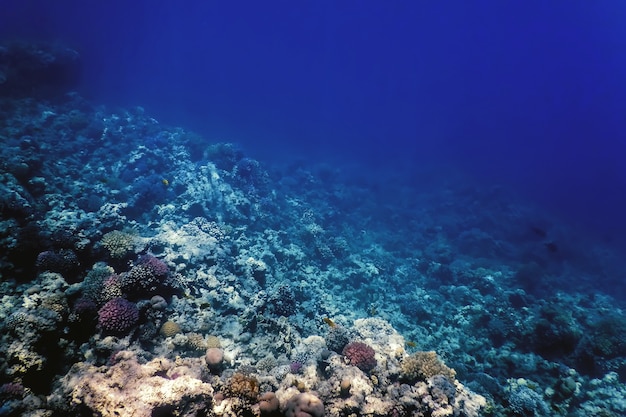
[342,341,377,372]
[120,255,170,298]
[73,297,97,318]
[138,254,169,280]
[97,297,139,334]
[0,382,25,398]
[35,249,81,281]
[289,361,304,374]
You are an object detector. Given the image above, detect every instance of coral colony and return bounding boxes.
[1,41,626,416]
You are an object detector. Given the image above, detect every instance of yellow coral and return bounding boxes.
[186,333,207,350]
[225,373,259,402]
[101,230,137,259]
[206,335,221,348]
[41,292,69,316]
[160,321,182,338]
[401,351,456,382]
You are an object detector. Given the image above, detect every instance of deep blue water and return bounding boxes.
[3,0,626,243]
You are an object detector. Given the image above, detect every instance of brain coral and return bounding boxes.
[206,335,221,349]
[97,297,139,334]
[159,320,181,338]
[284,392,324,417]
[342,341,377,372]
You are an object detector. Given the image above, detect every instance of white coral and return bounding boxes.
[66,351,213,417]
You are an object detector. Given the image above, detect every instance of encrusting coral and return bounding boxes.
[224,372,259,402]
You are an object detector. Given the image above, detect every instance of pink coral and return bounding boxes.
[342,341,377,372]
[205,348,224,372]
[258,392,279,415]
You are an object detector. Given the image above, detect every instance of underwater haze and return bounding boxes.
[2,1,626,416]
[4,1,626,239]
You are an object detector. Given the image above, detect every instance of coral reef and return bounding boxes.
[0,40,625,416]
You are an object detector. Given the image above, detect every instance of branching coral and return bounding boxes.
[224,372,259,402]
[401,351,456,382]
[100,230,137,259]
[120,255,171,298]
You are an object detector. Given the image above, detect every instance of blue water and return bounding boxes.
[26,4,626,243]
[4,1,626,242]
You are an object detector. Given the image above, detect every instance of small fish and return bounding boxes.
[162,178,169,186]
[323,317,336,327]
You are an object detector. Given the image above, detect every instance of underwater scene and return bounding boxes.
[1,2,626,416]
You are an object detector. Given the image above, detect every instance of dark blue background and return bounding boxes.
[2,1,626,241]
